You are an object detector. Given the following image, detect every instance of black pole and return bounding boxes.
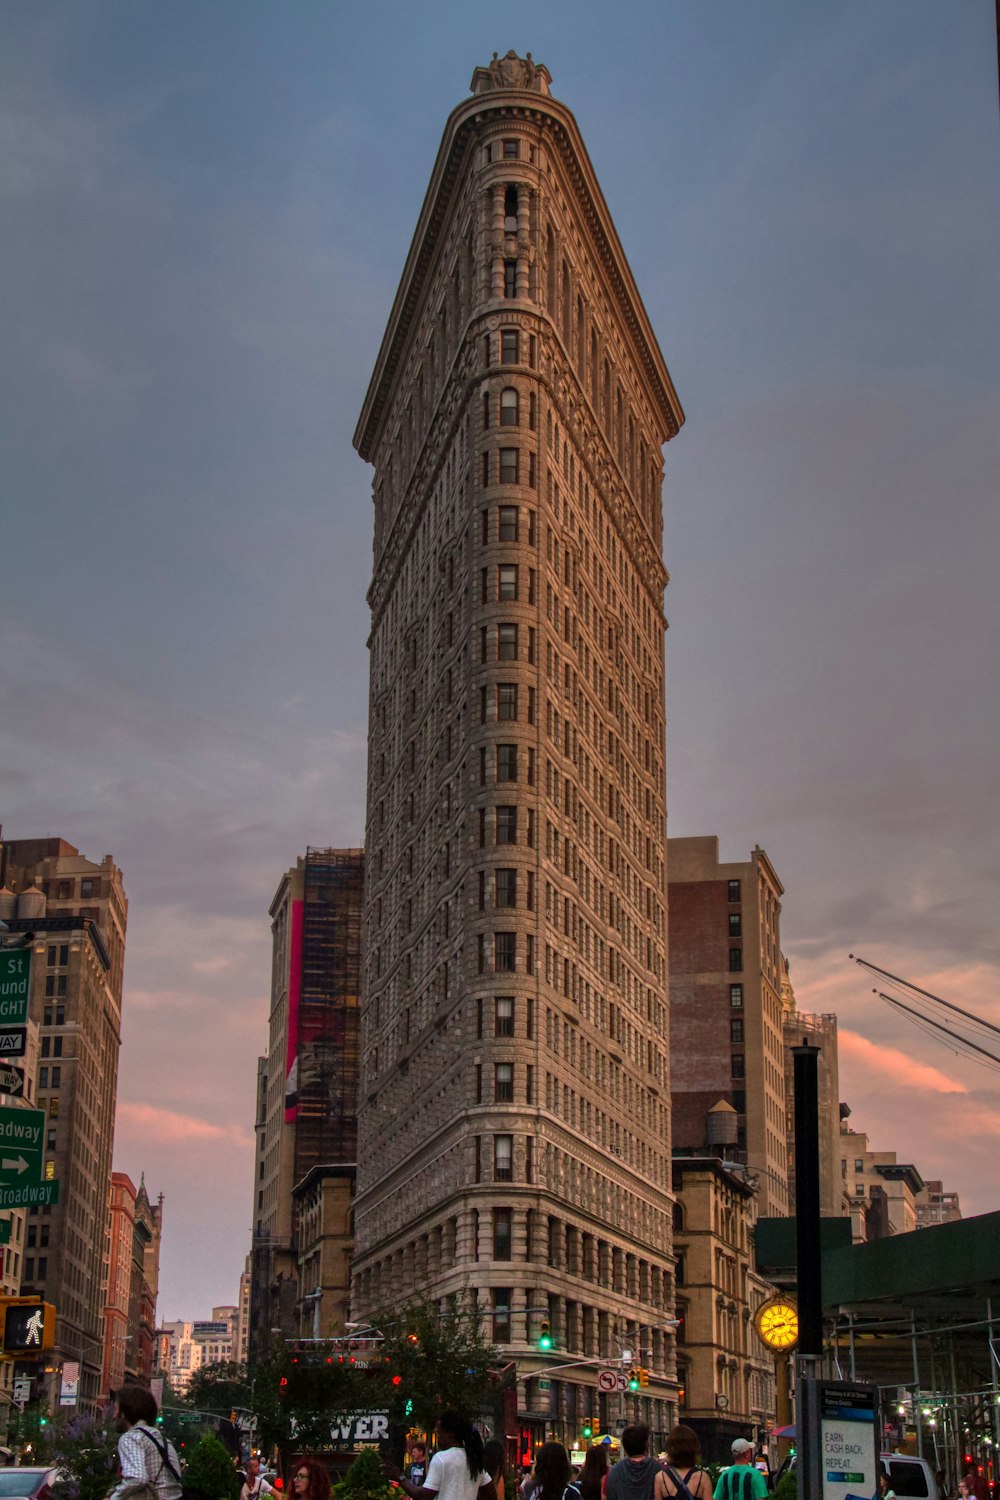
[793,1039,822,1355]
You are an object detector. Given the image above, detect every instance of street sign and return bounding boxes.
[0,1179,59,1210]
[0,951,31,1028]
[0,1065,25,1098]
[597,1369,618,1393]
[12,1378,32,1407]
[0,1030,27,1059]
[0,1107,44,1187]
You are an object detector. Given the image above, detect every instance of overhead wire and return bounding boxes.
[850,953,1000,1080]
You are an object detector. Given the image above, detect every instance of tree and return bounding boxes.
[182,1433,241,1500]
[335,1451,396,1500]
[185,1361,253,1417]
[374,1297,501,1433]
[37,1411,119,1500]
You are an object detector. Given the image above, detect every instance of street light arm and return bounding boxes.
[517,1358,610,1380]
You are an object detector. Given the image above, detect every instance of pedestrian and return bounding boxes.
[606,1426,661,1500]
[108,1385,183,1500]
[878,1468,895,1500]
[578,1445,609,1500]
[655,1426,712,1500]
[384,1410,497,1500]
[241,1459,276,1500]
[526,1443,580,1500]
[290,1460,331,1500]
[713,1441,768,1500]
[483,1439,506,1500]
[521,1469,537,1500]
[408,1446,429,1487]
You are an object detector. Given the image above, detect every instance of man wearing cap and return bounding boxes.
[713,1441,768,1500]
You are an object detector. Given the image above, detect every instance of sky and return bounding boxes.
[1,2,998,1318]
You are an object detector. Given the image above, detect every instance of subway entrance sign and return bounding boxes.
[0,952,32,1028]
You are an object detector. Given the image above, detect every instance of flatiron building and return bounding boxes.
[352,53,684,1447]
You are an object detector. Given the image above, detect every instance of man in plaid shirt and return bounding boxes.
[110,1387,183,1500]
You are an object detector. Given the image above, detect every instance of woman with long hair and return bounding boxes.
[483,1439,506,1500]
[385,1411,497,1500]
[577,1446,608,1500]
[654,1427,711,1500]
[530,1444,580,1500]
[290,1459,331,1500]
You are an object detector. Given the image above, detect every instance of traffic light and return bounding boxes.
[538,1320,553,1352]
[0,1300,56,1354]
[628,1370,640,1392]
[582,1424,593,1440]
[639,1368,649,1388]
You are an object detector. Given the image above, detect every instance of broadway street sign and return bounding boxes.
[0,951,32,1028]
[0,1180,59,1210]
[0,1107,44,1187]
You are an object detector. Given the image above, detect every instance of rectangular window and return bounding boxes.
[503,139,518,159]
[497,744,518,781]
[728,879,740,902]
[498,624,518,660]
[504,260,517,298]
[495,1062,514,1101]
[729,948,742,972]
[483,451,490,486]
[81,878,94,898]
[729,913,742,937]
[731,1054,745,1079]
[493,1207,513,1260]
[492,1288,512,1343]
[501,330,519,364]
[498,564,518,600]
[730,1019,744,1044]
[495,997,515,1037]
[496,806,517,844]
[499,505,518,539]
[495,933,516,972]
[500,448,519,484]
[495,869,517,908]
[730,984,743,1008]
[494,1134,514,1181]
[51,1067,60,1087]
[854,1158,865,1172]
[497,683,518,720]
[46,947,56,967]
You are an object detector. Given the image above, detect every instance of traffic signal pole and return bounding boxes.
[793,1039,822,1500]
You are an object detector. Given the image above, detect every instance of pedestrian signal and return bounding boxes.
[0,1299,55,1354]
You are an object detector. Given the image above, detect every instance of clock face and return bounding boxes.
[756,1301,799,1350]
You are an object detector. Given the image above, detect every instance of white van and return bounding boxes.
[880,1453,942,1500]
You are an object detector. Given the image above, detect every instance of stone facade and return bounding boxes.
[668,838,789,1216]
[671,1157,776,1462]
[352,55,684,1447]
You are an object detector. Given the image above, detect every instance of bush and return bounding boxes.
[335,1450,395,1500]
[772,1472,797,1500]
[182,1434,240,1500]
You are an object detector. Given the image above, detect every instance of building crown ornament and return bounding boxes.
[471,50,552,95]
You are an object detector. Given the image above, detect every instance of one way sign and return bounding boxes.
[0,1030,27,1059]
[0,1066,25,1099]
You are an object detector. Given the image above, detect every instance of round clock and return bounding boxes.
[754,1298,799,1350]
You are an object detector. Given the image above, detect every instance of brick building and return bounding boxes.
[351,53,684,1448]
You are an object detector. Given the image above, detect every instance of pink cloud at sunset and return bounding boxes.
[837,1030,967,1095]
[117,1100,254,1151]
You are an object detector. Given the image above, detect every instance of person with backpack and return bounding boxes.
[713,1441,768,1500]
[109,1385,183,1500]
[606,1426,661,1500]
[654,1426,712,1500]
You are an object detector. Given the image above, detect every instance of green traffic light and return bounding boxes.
[628,1376,639,1392]
[538,1334,552,1350]
[583,1425,593,1439]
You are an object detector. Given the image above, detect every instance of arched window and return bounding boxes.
[672,1201,685,1232]
[500,388,519,426]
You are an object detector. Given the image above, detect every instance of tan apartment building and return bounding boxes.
[351,53,683,1449]
[249,849,363,1350]
[780,959,843,1218]
[671,1154,776,1461]
[839,1120,924,1242]
[668,838,788,1216]
[1,837,127,1412]
[915,1180,962,1228]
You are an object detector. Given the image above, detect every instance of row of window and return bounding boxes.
[475,1062,532,1104]
[483,388,536,429]
[44,976,67,997]
[480,564,535,604]
[478,805,534,846]
[480,682,534,722]
[480,622,536,663]
[478,869,532,910]
[479,743,534,783]
[481,503,535,545]
[476,933,534,975]
[46,945,69,967]
[481,447,536,487]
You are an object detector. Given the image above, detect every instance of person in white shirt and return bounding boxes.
[241,1459,276,1500]
[385,1411,497,1500]
[109,1386,183,1500]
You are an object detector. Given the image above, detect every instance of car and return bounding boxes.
[0,1469,61,1500]
[880,1453,942,1500]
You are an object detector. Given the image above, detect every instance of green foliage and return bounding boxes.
[36,1412,119,1500]
[185,1361,254,1417]
[335,1450,396,1500]
[772,1472,797,1500]
[374,1297,501,1432]
[182,1433,241,1500]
